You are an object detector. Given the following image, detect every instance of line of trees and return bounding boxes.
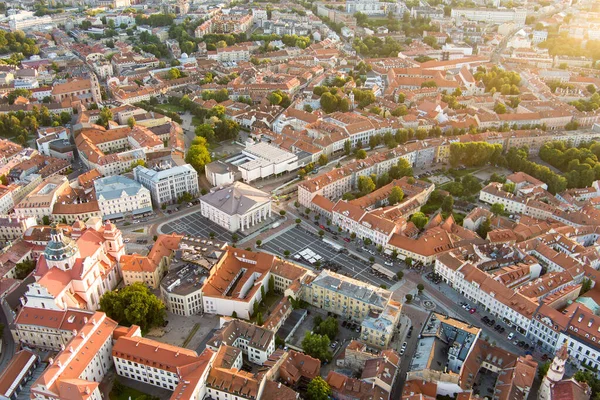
[539,141,600,189]
[449,142,504,167]
[506,146,567,194]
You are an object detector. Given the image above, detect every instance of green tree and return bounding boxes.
[502,182,516,193]
[491,203,505,215]
[494,102,507,114]
[442,196,454,213]
[358,176,376,196]
[99,282,165,333]
[7,88,32,104]
[318,317,339,340]
[396,271,404,280]
[417,283,424,294]
[356,149,367,159]
[269,275,275,292]
[344,140,351,155]
[582,278,593,294]
[15,259,36,279]
[538,361,551,380]
[42,216,51,225]
[388,186,404,205]
[306,376,332,400]
[279,210,286,216]
[267,91,282,105]
[410,212,429,230]
[167,67,182,80]
[318,153,328,166]
[195,124,216,142]
[97,107,113,128]
[587,84,596,94]
[302,332,332,361]
[256,312,263,326]
[185,136,211,172]
[405,294,413,303]
[477,217,492,239]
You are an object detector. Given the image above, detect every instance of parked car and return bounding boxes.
[469,308,476,314]
[508,333,514,340]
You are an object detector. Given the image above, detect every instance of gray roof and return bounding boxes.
[311,270,391,308]
[200,182,270,216]
[94,175,147,201]
[134,164,196,182]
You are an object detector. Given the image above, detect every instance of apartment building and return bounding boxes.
[94,175,153,221]
[0,185,15,215]
[113,334,214,392]
[200,182,271,233]
[0,350,39,400]
[51,77,101,105]
[76,126,162,176]
[302,269,392,321]
[361,300,402,349]
[121,234,182,289]
[451,7,527,26]
[206,318,275,366]
[160,239,228,316]
[0,215,36,242]
[207,46,250,63]
[11,307,94,350]
[29,312,118,400]
[134,164,199,206]
[202,248,273,320]
[13,175,69,220]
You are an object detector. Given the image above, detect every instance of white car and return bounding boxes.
[508,333,514,340]
[384,261,393,266]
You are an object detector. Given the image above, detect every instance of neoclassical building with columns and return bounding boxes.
[199,182,271,232]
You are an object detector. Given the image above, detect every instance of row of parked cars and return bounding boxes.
[460,302,476,314]
[482,316,505,333]
[342,320,361,333]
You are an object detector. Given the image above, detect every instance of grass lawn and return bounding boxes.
[109,382,152,400]
[156,104,185,113]
[447,167,478,179]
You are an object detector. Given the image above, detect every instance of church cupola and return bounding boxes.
[44,223,80,271]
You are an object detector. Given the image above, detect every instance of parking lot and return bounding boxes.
[262,226,393,288]
[159,212,240,242]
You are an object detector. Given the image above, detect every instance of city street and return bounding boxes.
[262,225,393,288]
[410,270,537,357]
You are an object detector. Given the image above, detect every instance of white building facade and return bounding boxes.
[134,164,199,206]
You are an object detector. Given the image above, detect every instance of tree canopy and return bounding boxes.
[302,332,332,362]
[507,147,567,194]
[306,376,332,400]
[474,66,521,95]
[99,282,165,333]
[449,142,503,167]
[186,136,212,172]
[539,141,600,189]
[388,186,404,205]
[410,212,429,230]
